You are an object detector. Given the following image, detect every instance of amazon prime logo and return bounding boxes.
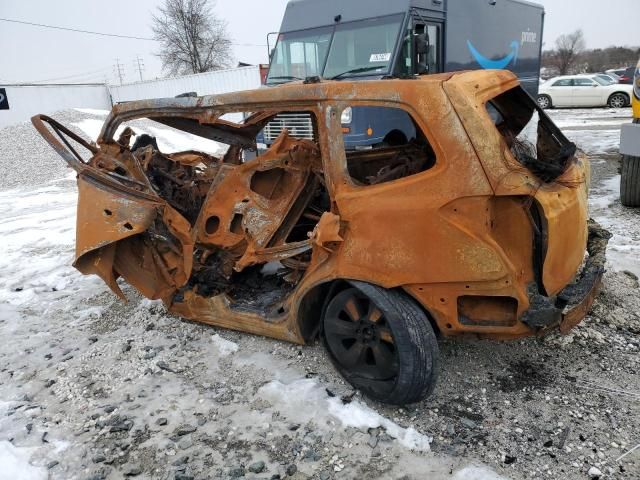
[0,88,8,110]
[521,30,537,45]
[467,40,519,70]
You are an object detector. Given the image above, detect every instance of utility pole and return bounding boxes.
[134,55,145,82]
[113,59,125,85]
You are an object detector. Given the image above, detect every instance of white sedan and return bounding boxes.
[538,75,633,109]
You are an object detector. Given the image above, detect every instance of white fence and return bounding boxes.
[0,84,111,129]
[108,66,262,103]
[0,66,263,129]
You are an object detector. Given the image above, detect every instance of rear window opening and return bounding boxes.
[341,105,437,186]
[486,87,577,183]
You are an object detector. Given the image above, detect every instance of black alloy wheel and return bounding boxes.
[322,282,439,405]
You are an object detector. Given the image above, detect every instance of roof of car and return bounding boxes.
[547,74,598,81]
[100,70,521,142]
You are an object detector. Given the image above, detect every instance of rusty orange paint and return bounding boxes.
[32,70,609,346]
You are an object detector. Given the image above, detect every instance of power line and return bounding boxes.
[0,17,155,41]
[0,17,267,47]
[22,67,113,84]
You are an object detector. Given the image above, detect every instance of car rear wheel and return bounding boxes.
[608,93,628,109]
[537,94,552,109]
[322,281,439,405]
[621,155,640,207]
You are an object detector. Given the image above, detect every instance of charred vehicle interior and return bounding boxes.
[33,71,610,405]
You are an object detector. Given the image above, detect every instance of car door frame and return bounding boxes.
[572,77,603,107]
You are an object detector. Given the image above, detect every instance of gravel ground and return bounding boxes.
[0,110,98,190]
[0,108,639,480]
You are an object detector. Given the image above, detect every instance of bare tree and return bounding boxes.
[542,44,639,76]
[152,0,232,76]
[547,30,586,75]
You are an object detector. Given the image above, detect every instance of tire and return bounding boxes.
[608,93,629,109]
[537,94,552,109]
[621,155,640,207]
[322,281,439,405]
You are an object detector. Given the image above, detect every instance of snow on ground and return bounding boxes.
[451,465,509,480]
[71,110,228,157]
[0,178,107,318]
[0,441,47,480]
[587,174,640,278]
[259,379,432,451]
[547,107,640,278]
[73,108,110,117]
[210,334,240,357]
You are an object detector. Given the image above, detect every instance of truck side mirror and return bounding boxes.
[415,34,429,55]
[414,33,430,74]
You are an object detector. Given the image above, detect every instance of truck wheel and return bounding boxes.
[608,93,628,109]
[621,155,640,207]
[537,95,552,109]
[322,281,439,405]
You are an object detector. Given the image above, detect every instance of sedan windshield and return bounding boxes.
[266,14,405,84]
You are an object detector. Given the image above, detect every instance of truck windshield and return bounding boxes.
[267,26,333,82]
[266,14,405,84]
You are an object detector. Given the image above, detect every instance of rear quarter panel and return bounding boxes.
[443,71,589,297]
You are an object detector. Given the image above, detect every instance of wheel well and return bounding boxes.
[296,280,348,342]
[383,130,408,146]
[296,280,441,341]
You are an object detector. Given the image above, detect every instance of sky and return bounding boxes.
[0,0,637,84]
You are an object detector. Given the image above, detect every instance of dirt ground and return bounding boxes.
[0,107,639,480]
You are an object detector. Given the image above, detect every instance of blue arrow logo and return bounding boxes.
[467,40,519,70]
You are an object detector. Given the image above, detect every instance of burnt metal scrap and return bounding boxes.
[33,70,610,404]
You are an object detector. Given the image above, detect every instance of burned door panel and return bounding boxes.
[194,132,322,272]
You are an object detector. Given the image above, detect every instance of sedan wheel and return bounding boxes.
[608,93,628,109]
[537,95,551,109]
[322,282,439,405]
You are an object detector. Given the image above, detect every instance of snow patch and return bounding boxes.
[211,334,239,356]
[74,306,105,322]
[0,441,46,480]
[72,118,227,158]
[452,465,509,480]
[145,125,227,156]
[0,183,107,314]
[74,108,110,117]
[589,175,640,278]
[259,379,432,451]
[72,119,136,143]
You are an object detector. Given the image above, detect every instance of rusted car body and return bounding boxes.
[33,70,609,404]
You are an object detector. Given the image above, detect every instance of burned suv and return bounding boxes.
[34,70,609,405]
